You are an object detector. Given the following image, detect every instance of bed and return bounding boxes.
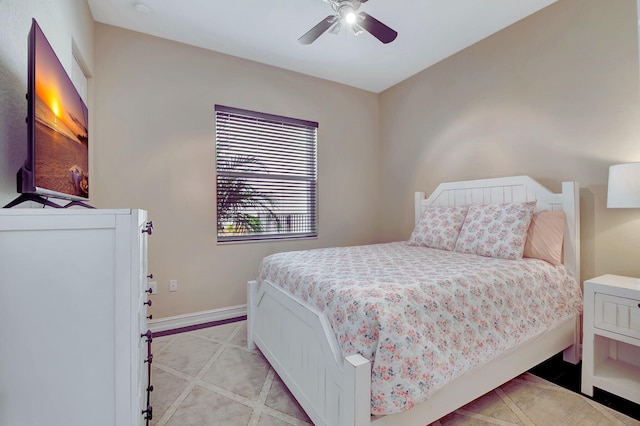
[247,175,582,426]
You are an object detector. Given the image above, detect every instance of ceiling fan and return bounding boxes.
[299,0,398,45]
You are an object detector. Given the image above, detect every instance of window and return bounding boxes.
[215,105,318,242]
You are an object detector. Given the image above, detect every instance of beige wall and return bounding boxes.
[93,24,381,318]
[378,0,640,283]
[0,0,94,207]
[3,0,640,319]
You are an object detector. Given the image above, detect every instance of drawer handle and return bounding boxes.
[142,405,153,420]
[147,273,153,279]
[141,330,153,343]
[145,354,153,364]
[143,299,152,307]
[142,221,153,235]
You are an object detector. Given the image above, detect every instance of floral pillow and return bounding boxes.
[454,201,536,260]
[408,206,469,251]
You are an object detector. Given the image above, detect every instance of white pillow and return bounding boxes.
[408,206,469,251]
[454,201,536,260]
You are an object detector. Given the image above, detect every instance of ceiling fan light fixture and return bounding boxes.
[351,23,364,36]
[329,21,342,35]
[345,10,357,24]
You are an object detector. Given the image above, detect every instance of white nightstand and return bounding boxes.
[581,274,640,404]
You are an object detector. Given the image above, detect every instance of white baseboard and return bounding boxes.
[148,304,247,333]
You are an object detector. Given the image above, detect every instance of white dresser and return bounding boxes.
[0,209,153,426]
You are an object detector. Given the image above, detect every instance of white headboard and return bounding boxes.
[415,176,580,282]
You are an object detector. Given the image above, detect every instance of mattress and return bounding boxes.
[257,242,583,415]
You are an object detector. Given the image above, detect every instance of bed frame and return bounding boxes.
[247,175,581,426]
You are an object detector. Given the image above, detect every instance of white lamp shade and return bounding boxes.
[607,162,640,208]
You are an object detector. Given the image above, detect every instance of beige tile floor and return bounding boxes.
[150,321,640,426]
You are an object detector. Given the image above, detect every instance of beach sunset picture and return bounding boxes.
[33,22,88,199]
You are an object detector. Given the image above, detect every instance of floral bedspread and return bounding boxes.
[256,242,583,415]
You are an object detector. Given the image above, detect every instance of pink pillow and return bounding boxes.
[523,210,565,266]
[454,201,536,260]
[408,206,468,251]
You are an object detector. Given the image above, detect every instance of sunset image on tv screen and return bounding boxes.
[33,23,88,199]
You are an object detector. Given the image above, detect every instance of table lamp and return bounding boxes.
[607,162,640,208]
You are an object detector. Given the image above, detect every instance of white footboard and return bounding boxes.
[249,277,580,426]
[247,280,371,426]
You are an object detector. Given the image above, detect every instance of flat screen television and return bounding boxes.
[7,19,89,208]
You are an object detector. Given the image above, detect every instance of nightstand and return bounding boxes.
[581,274,640,404]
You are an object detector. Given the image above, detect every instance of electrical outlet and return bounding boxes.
[169,279,178,292]
[148,281,157,295]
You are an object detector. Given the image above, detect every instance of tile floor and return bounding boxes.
[151,320,310,425]
[150,320,640,426]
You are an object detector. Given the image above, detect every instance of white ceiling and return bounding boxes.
[86,0,557,93]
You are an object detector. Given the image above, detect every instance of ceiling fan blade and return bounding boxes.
[359,12,397,44]
[298,15,337,44]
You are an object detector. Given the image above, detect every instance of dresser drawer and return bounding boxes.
[594,293,640,340]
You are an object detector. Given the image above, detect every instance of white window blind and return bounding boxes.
[215,105,318,242]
